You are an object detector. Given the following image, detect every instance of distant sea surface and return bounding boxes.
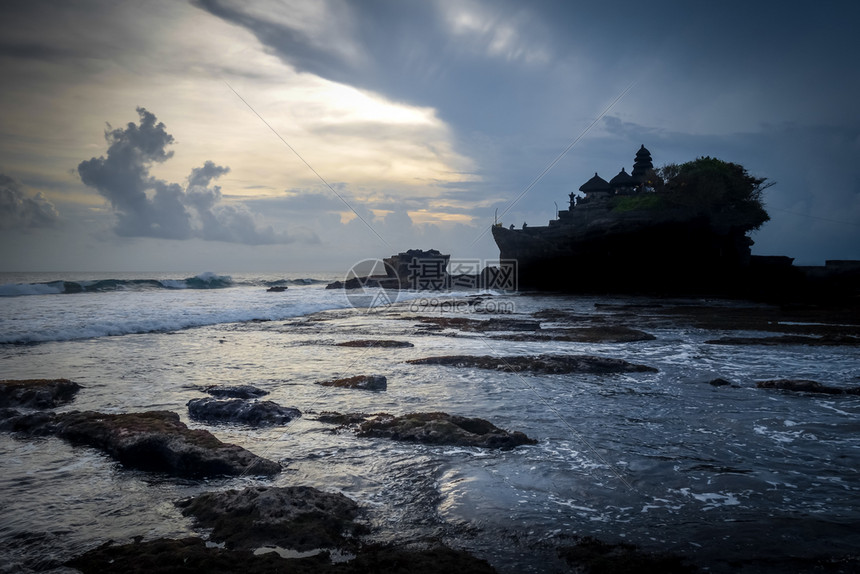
[1,271,858,573]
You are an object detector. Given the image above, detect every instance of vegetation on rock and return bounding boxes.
[609,157,771,232]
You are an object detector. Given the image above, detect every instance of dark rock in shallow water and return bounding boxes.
[356,412,537,449]
[67,537,497,574]
[176,486,362,551]
[707,378,735,387]
[408,354,657,374]
[493,326,656,343]
[317,375,387,391]
[67,537,294,574]
[415,316,540,332]
[0,408,58,434]
[187,397,301,425]
[335,339,414,348]
[203,384,269,399]
[0,379,81,409]
[558,536,697,573]
[0,410,279,477]
[756,379,860,395]
[316,411,370,426]
[706,334,859,346]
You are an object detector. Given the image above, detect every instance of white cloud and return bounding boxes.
[441,1,549,64]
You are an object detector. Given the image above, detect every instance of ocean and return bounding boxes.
[1,271,858,573]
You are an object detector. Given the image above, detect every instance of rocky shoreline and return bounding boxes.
[1,294,858,573]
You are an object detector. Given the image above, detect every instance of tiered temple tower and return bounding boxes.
[631,144,653,182]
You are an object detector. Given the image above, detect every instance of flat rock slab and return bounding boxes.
[706,335,859,347]
[335,411,537,449]
[408,354,657,374]
[0,409,279,477]
[558,536,696,574]
[176,486,362,551]
[706,378,737,387]
[187,397,301,426]
[317,375,387,391]
[67,537,497,574]
[203,385,270,399]
[415,316,541,332]
[336,340,414,348]
[0,379,81,409]
[315,411,371,425]
[756,379,860,395]
[493,326,656,343]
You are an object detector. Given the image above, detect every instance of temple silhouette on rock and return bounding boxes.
[491,145,859,299]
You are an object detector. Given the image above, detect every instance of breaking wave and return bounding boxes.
[0,273,329,297]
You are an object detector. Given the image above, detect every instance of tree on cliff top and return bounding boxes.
[656,157,772,231]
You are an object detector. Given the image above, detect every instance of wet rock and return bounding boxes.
[706,335,859,346]
[67,537,498,574]
[408,354,657,374]
[0,408,58,434]
[317,375,387,391]
[204,384,269,399]
[0,379,82,409]
[558,536,697,573]
[266,285,288,292]
[326,276,399,290]
[66,537,312,574]
[707,378,734,387]
[187,397,301,426]
[756,379,860,395]
[176,486,363,551]
[344,545,498,574]
[415,316,541,332]
[316,411,370,426]
[0,409,280,477]
[532,308,576,320]
[356,412,537,449]
[494,326,656,343]
[335,340,414,348]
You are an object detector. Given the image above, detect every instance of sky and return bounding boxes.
[1,0,858,273]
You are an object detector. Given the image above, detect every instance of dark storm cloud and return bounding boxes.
[196,0,860,134]
[192,0,556,131]
[78,108,300,245]
[0,173,60,229]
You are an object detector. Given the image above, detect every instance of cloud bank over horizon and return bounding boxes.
[0,0,858,271]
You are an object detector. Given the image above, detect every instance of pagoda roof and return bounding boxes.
[609,167,636,187]
[632,144,654,180]
[579,172,611,192]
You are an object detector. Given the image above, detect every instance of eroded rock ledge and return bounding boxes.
[407,354,657,374]
[493,326,656,343]
[756,379,860,395]
[187,397,302,426]
[335,340,414,348]
[415,316,541,332]
[0,409,280,477]
[319,411,537,449]
[0,378,82,409]
[706,335,859,346]
[202,384,270,399]
[176,486,363,551]
[66,537,498,574]
[317,375,387,391]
